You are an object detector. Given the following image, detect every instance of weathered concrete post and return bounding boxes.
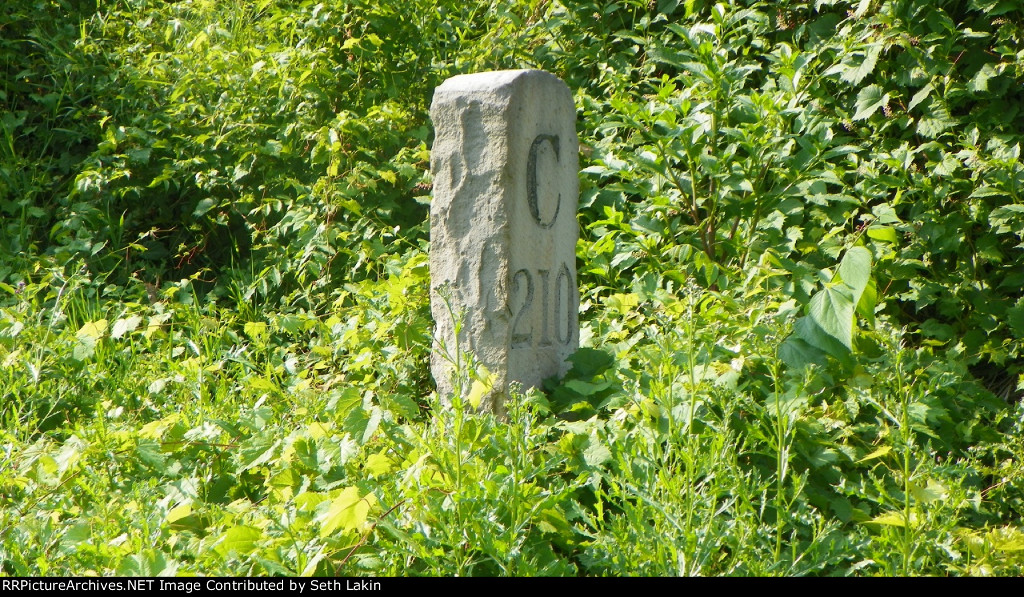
[429,70,579,414]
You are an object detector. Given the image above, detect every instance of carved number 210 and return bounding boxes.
[511,263,573,348]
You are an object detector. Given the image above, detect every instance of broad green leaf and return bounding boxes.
[237,437,280,472]
[808,284,857,351]
[829,497,855,523]
[854,0,872,17]
[917,100,955,137]
[837,246,872,303]
[971,185,1006,199]
[968,63,999,93]
[910,479,948,504]
[277,314,310,335]
[364,452,394,476]
[871,203,903,224]
[54,435,87,475]
[110,315,142,339]
[990,205,1024,234]
[467,364,494,410]
[139,414,180,440]
[793,246,873,358]
[214,525,262,556]
[116,552,177,576]
[866,226,897,243]
[779,334,829,369]
[318,486,375,537]
[605,293,639,316]
[329,387,362,418]
[295,492,330,513]
[857,278,878,326]
[853,84,888,121]
[343,403,381,445]
[72,340,96,361]
[192,198,216,217]
[988,527,1024,552]
[59,523,91,554]
[1006,300,1024,339]
[567,348,615,377]
[582,435,612,468]
[243,321,267,340]
[565,378,613,396]
[842,44,881,85]
[77,319,108,340]
[907,83,934,112]
[166,504,192,524]
[247,377,278,393]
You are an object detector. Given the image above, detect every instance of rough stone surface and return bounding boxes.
[429,69,579,414]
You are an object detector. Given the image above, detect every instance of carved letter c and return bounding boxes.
[526,134,561,229]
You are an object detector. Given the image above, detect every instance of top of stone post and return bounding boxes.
[432,69,570,98]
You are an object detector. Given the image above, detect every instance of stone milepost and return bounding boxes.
[429,70,579,414]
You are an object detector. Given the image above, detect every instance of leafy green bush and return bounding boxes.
[2,0,1024,577]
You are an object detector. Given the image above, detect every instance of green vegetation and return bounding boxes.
[3,0,1024,576]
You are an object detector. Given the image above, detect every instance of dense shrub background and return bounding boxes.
[2,0,1024,576]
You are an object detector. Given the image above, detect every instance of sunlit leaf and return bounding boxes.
[214,526,262,556]
[77,319,108,340]
[866,511,907,527]
[318,486,376,538]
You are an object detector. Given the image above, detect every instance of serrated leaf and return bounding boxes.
[605,292,639,315]
[342,400,381,445]
[319,486,375,537]
[779,334,830,369]
[866,511,907,527]
[59,523,91,554]
[237,437,280,472]
[808,284,857,351]
[910,479,948,504]
[988,527,1024,552]
[330,388,362,418]
[968,63,999,93]
[917,101,955,138]
[214,525,262,556]
[857,445,891,463]
[364,452,394,476]
[971,186,1006,199]
[842,44,881,85]
[139,414,180,440]
[243,321,267,340]
[907,83,934,112]
[871,203,902,224]
[72,340,96,361]
[116,552,177,576]
[582,435,611,467]
[853,84,887,120]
